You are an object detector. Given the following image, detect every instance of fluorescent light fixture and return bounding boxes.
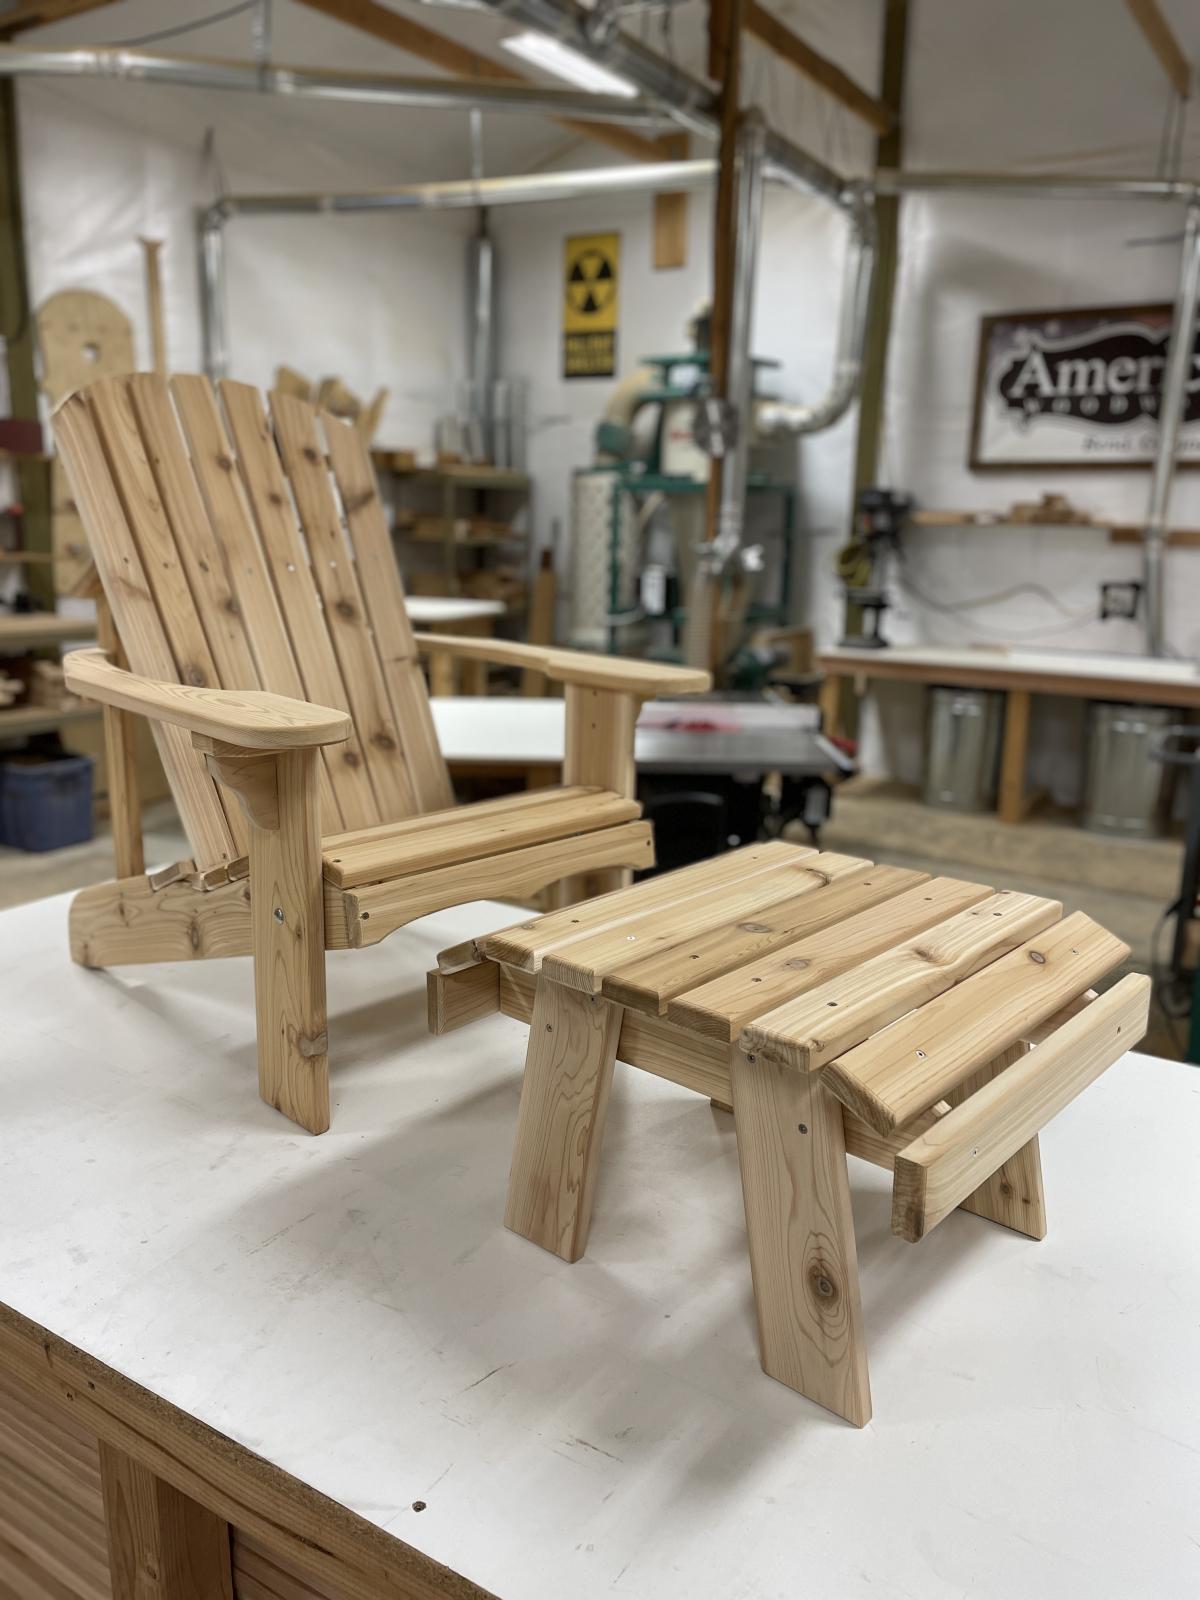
[501,31,639,97]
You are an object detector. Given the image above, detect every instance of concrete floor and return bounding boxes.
[817,779,1186,1061]
[0,801,188,912]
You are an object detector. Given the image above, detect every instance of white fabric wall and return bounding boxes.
[16,80,473,447]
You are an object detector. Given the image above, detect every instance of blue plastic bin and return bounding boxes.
[0,752,95,852]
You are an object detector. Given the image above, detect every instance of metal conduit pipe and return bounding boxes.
[1143,199,1200,658]
[705,113,768,577]
[874,168,1200,202]
[0,43,668,123]
[483,0,850,208]
[755,186,876,437]
[486,0,714,139]
[213,159,719,217]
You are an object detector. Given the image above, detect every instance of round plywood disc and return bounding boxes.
[36,288,135,406]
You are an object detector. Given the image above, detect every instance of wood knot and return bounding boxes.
[739,921,771,934]
[223,595,240,615]
[267,491,285,507]
[373,732,397,751]
[343,749,361,767]
[184,666,208,687]
[803,868,832,886]
[808,1265,838,1303]
[1028,950,1047,965]
[215,453,233,472]
[302,445,321,464]
[298,1032,328,1059]
[343,490,373,513]
[335,600,357,620]
[785,957,810,970]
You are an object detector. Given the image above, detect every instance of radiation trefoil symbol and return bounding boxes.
[566,248,616,317]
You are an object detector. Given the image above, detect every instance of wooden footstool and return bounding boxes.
[427,841,1150,1425]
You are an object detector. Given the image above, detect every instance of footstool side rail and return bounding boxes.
[891,973,1151,1240]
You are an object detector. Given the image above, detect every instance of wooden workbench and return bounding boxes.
[0,892,1196,1599]
[818,643,1200,824]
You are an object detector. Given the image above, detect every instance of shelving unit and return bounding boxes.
[373,454,531,608]
[0,614,99,743]
[910,509,1200,546]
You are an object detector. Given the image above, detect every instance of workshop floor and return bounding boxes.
[0,801,188,912]
[817,779,1184,1061]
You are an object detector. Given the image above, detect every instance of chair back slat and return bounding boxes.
[53,390,238,865]
[128,375,261,699]
[322,412,453,813]
[219,379,380,832]
[56,372,458,868]
[167,374,341,830]
[270,392,416,820]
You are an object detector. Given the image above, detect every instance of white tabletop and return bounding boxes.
[430,697,836,772]
[821,642,1200,687]
[0,893,1196,1596]
[406,597,506,624]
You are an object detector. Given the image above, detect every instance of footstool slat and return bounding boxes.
[482,839,810,973]
[603,862,929,1015]
[891,973,1151,1240]
[740,889,1061,1074]
[540,850,870,997]
[667,874,992,1041]
[822,909,1129,1135]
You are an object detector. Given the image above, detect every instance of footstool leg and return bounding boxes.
[950,1042,1047,1240]
[729,1044,872,1427]
[505,979,623,1262]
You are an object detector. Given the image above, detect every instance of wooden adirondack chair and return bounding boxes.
[56,374,709,1135]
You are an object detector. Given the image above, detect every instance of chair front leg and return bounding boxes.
[200,739,329,1135]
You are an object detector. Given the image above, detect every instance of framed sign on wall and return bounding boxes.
[969,303,1200,470]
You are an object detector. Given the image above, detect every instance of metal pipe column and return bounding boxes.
[1144,199,1200,658]
[198,206,229,381]
[709,113,768,574]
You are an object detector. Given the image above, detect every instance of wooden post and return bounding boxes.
[522,548,557,697]
[203,742,329,1134]
[504,979,623,1261]
[693,0,746,679]
[100,1442,233,1600]
[843,0,909,722]
[96,592,145,880]
[139,237,168,375]
[997,687,1032,825]
[729,1043,871,1425]
[0,80,53,608]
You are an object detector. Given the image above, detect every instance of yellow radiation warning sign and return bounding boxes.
[563,232,620,378]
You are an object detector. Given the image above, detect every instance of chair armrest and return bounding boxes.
[64,649,352,750]
[413,634,711,697]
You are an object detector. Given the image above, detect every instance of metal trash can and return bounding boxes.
[1083,701,1171,838]
[923,686,1003,813]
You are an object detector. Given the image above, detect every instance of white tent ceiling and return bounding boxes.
[8,0,1200,196]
